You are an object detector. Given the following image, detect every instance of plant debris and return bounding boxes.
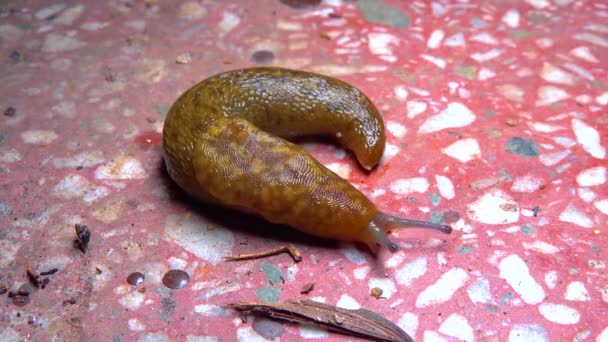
[226,300,412,342]
[8,284,32,307]
[27,268,49,289]
[225,244,302,263]
[4,106,16,117]
[74,223,91,253]
[370,287,383,299]
[300,282,314,294]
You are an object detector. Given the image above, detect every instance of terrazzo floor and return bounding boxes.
[1,0,607,341]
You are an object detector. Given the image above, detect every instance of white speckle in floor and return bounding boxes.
[396,256,427,286]
[421,54,447,69]
[339,245,367,265]
[572,118,606,159]
[384,251,405,268]
[570,46,599,63]
[511,175,544,193]
[287,264,298,282]
[218,12,240,34]
[502,9,520,28]
[53,174,110,204]
[53,151,104,168]
[522,240,560,254]
[442,138,481,163]
[499,254,545,304]
[118,290,145,310]
[597,326,608,342]
[508,324,549,342]
[434,175,455,199]
[498,84,524,102]
[368,277,396,299]
[370,188,385,199]
[168,256,187,270]
[325,162,351,179]
[415,268,468,308]
[418,102,476,134]
[164,214,235,264]
[128,318,146,331]
[478,67,496,80]
[471,32,498,45]
[539,150,570,166]
[353,266,370,280]
[138,332,170,342]
[35,3,67,19]
[564,281,591,301]
[594,199,608,215]
[574,32,608,47]
[406,100,427,118]
[203,283,241,300]
[467,189,520,224]
[437,252,447,266]
[393,85,408,101]
[553,136,577,148]
[544,271,558,289]
[368,32,399,55]
[179,2,207,20]
[397,312,418,339]
[336,294,360,310]
[381,143,400,163]
[0,149,21,163]
[236,327,266,342]
[438,313,474,342]
[42,33,86,52]
[467,277,493,304]
[536,86,569,106]
[386,121,407,138]
[530,122,564,133]
[186,336,220,342]
[193,304,231,317]
[579,187,597,203]
[423,330,447,342]
[540,63,576,85]
[596,91,608,105]
[444,32,465,47]
[538,303,580,324]
[427,29,444,49]
[471,48,503,62]
[95,155,148,179]
[21,129,58,145]
[559,203,594,228]
[389,177,429,195]
[299,325,328,339]
[576,166,606,186]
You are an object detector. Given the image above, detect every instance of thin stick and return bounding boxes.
[224,244,302,262]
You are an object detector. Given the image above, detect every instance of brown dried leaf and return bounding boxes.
[226,300,412,342]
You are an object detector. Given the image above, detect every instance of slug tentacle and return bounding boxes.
[360,212,452,253]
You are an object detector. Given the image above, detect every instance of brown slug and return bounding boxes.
[162,67,451,252]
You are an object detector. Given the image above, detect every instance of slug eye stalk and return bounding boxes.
[363,212,452,252]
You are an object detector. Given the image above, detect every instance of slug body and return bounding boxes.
[163,67,451,252]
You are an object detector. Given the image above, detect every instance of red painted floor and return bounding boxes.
[1,0,607,341]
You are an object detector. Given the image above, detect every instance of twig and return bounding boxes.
[225,244,302,262]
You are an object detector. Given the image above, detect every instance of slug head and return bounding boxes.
[359,212,452,253]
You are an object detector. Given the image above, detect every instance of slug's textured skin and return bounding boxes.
[163,67,451,250]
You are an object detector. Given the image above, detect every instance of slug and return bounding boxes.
[162,67,451,252]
